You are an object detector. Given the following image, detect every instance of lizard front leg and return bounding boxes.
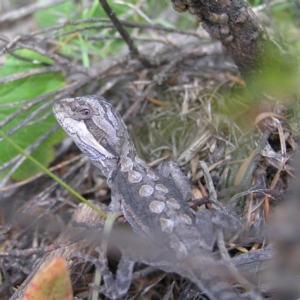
[76,248,135,299]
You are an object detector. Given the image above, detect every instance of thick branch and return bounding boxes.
[172,0,298,93]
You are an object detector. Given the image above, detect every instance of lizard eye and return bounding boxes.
[81,108,90,116]
[75,105,93,120]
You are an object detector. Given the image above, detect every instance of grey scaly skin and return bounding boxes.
[53,95,254,300]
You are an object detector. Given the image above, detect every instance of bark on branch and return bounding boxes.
[172,0,297,93]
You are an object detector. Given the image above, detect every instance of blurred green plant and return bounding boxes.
[0,50,66,180]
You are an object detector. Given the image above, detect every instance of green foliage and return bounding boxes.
[35,1,76,28]
[34,0,197,64]
[0,50,66,180]
[1,1,196,181]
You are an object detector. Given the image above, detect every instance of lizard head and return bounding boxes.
[53,95,132,174]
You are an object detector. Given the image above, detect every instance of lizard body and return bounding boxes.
[53,95,253,300]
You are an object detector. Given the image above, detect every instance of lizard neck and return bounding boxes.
[115,138,160,185]
[91,132,144,179]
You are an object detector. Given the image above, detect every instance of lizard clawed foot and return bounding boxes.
[72,248,135,299]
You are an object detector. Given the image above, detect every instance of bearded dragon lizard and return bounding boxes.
[53,95,256,300]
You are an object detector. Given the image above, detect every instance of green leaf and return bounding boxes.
[35,1,75,28]
[78,34,90,67]
[84,0,100,18]
[0,50,66,180]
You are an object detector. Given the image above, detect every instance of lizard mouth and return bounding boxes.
[52,108,76,135]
